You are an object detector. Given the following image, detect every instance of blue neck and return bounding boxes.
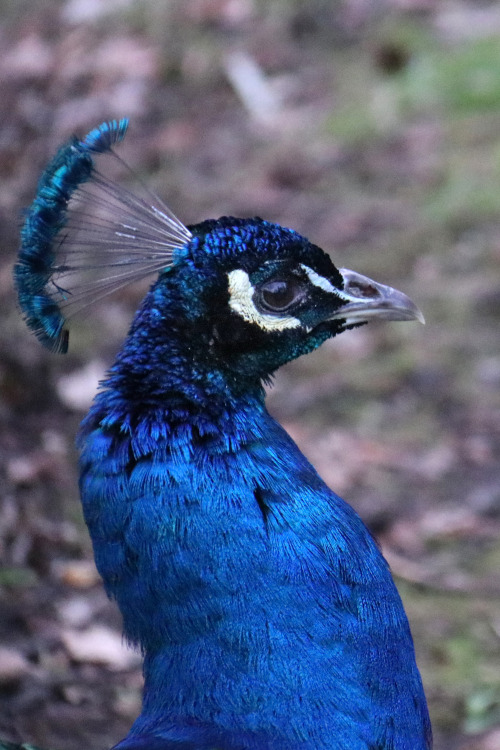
[80,381,429,746]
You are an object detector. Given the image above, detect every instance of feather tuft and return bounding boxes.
[81,118,129,153]
[14,119,191,353]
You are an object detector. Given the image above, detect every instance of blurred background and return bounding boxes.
[1,1,500,748]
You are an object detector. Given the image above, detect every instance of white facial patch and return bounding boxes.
[300,264,337,294]
[227,269,301,331]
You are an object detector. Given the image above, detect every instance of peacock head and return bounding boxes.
[141,215,424,384]
[16,119,423,389]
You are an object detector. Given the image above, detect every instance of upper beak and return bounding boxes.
[330,268,425,325]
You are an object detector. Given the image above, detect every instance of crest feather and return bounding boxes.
[15,119,191,353]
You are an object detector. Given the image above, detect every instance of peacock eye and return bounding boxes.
[258,278,305,313]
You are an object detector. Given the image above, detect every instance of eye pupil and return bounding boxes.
[260,280,300,312]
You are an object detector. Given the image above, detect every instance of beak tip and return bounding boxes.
[411,304,425,325]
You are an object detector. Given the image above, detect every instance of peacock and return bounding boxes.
[10,120,431,749]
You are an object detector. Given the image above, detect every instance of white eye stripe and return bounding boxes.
[227,270,301,331]
[300,264,337,294]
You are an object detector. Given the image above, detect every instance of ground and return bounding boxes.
[1,2,500,749]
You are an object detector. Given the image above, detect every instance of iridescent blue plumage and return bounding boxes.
[14,123,432,749]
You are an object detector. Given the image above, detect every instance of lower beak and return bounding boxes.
[330,268,425,325]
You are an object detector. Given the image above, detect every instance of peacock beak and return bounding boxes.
[329,268,425,325]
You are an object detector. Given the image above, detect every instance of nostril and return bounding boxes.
[346,281,381,299]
